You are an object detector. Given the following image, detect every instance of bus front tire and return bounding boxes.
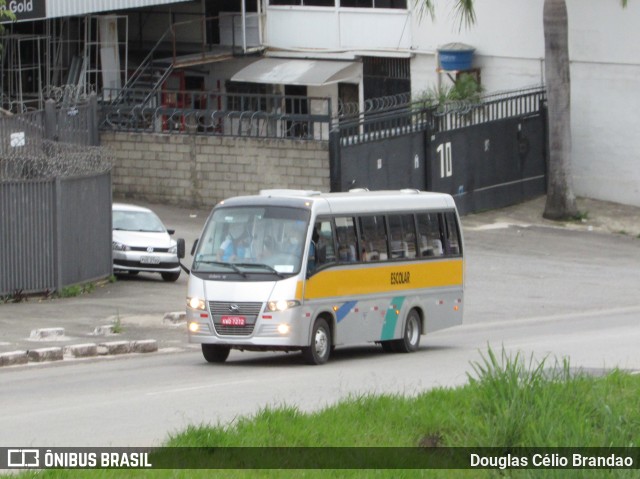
[202,344,231,363]
[302,318,331,365]
[394,310,421,353]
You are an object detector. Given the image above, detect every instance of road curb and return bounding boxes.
[28,347,64,362]
[0,339,159,367]
[0,350,28,366]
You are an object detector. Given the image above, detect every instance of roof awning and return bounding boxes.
[231,58,361,86]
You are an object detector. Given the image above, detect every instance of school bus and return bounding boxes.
[184,189,464,365]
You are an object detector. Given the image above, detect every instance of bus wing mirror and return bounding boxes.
[177,238,186,259]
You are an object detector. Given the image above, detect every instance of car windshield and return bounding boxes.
[193,205,310,276]
[113,210,166,233]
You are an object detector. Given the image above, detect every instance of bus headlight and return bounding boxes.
[267,300,300,312]
[277,324,290,335]
[187,297,206,310]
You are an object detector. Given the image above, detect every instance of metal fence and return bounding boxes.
[335,86,546,146]
[100,90,332,140]
[1,137,112,296]
[0,97,99,157]
[428,86,547,132]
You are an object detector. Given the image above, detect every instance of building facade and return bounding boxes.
[2,0,638,206]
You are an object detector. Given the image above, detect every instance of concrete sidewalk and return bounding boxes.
[1,195,639,367]
[463,196,640,237]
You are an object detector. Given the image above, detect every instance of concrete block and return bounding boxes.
[163,311,186,324]
[133,340,158,354]
[0,351,28,366]
[65,343,98,358]
[99,341,132,355]
[28,347,64,362]
[30,327,65,340]
[93,325,116,336]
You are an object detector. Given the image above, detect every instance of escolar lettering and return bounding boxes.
[390,272,410,285]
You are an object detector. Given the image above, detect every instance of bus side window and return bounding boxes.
[443,212,462,255]
[312,219,336,268]
[416,212,443,257]
[358,215,386,261]
[387,214,417,259]
[335,217,359,262]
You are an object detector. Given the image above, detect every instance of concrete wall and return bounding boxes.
[101,131,330,208]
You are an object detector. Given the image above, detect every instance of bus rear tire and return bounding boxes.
[202,344,230,363]
[302,318,331,365]
[394,309,421,353]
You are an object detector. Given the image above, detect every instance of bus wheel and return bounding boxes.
[202,344,230,363]
[302,318,331,365]
[395,310,421,353]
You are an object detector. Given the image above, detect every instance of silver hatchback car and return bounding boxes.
[112,203,183,282]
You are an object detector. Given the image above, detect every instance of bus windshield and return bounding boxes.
[192,205,310,276]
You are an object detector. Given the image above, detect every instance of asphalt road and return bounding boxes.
[1,201,639,447]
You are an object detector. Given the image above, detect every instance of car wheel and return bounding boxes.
[201,344,230,363]
[394,309,421,353]
[302,318,331,365]
[161,271,180,282]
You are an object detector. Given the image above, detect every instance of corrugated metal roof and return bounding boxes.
[47,0,191,19]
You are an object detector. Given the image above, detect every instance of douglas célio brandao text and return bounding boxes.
[470,452,634,469]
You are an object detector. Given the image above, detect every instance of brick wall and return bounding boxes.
[101,131,331,208]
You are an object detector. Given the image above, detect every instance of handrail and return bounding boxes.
[114,29,173,103]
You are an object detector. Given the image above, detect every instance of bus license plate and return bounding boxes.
[221,315,246,326]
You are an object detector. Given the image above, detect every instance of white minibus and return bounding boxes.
[184,189,464,365]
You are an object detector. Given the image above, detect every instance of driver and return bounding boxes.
[217,223,249,261]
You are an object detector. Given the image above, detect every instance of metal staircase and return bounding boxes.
[110,30,174,108]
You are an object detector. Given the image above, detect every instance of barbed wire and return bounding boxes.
[101,106,326,139]
[0,141,112,181]
[42,84,98,105]
[0,85,99,114]
[337,92,413,118]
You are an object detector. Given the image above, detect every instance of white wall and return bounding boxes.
[265,7,411,51]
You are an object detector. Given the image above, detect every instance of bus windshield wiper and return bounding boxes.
[195,260,247,277]
[235,263,284,278]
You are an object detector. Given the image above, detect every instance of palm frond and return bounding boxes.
[414,0,435,22]
[453,0,477,31]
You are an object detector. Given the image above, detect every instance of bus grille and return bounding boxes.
[208,301,263,336]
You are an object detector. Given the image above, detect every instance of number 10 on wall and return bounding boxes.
[437,142,453,178]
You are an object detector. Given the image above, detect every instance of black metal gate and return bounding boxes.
[330,87,547,215]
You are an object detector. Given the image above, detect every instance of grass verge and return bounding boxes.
[6,348,640,478]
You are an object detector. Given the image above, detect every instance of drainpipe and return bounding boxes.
[241,0,247,54]
[257,0,263,47]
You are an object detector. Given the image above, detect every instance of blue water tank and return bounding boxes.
[438,43,475,71]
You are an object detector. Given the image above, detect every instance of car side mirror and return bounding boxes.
[190,239,199,256]
[167,229,176,235]
[177,238,186,259]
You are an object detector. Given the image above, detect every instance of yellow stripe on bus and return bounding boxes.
[303,259,464,300]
